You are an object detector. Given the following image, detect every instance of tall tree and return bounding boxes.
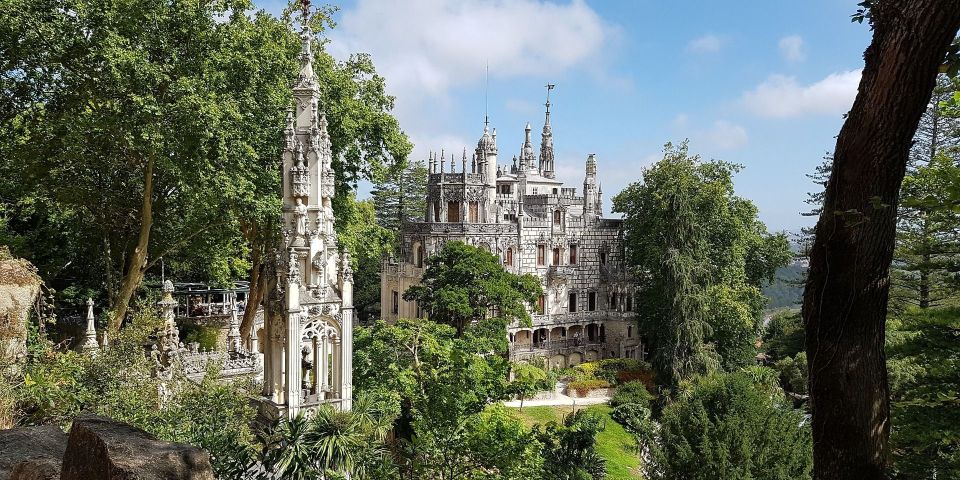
[0,1,411,331]
[370,159,429,232]
[801,1,960,477]
[892,76,960,309]
[403,241,541,337]
[613,142,791,387]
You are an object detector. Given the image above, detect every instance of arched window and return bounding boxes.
[553,210,562,225]
[505,247,514,266]
[552,247,561,266]
[416,245,425,268]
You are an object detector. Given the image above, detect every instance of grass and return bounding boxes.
[509,404,643,480]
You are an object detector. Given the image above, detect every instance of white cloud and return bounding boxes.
[779,35,806,63]
[686,34,723,54]
[328,0,610,103]
[741,69,862,118]
[671,113,690,129]
[703,120,748,150]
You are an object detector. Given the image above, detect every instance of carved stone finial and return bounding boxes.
[81,298,99,353]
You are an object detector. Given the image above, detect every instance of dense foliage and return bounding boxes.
[404,241,542,336]
[613,141,791,387]
[3,302,257,478]
[887,307,960,478]
[0,0,411,327]
[639,370,813,480]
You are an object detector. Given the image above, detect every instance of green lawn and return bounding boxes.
[509,404,643,480]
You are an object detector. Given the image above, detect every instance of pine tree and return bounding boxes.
[371,159,428,232]
[892,75,960,309]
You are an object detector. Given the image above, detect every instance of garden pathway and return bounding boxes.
[502,382,611,408]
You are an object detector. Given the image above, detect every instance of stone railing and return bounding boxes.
[525,311,618,327]
[381,262,424,277]
[406,221,519,235]
[508,335,606,354]
[166,344,261,380]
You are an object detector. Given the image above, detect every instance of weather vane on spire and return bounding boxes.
[545,83,555,113]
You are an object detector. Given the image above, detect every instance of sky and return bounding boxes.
[262,0,873,232]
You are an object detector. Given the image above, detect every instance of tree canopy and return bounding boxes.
[403,241,542,337]
[613,141,791,387]
[0,0,411,328]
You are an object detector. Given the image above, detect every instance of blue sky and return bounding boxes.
[262,0,872,231]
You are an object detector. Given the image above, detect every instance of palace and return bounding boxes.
[381,90,643,369]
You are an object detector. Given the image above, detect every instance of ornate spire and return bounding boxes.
[227,296,242,354]
[295,1,317,91]
[539,84,556,178]
[520,122,536,171]
[81,298,99,353]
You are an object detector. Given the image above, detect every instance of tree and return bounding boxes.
[801,1,960,477]
[403,241,542,337]
[640,370,812,480]
[613,142,791,387]
[0,1,411,332]
[509,362,549,412]
[535,410,607,480]
[335,196,396,324]
[886,307,960,478]
[371,159,429,231]
[892,76,960,310]
[353,319,526,479]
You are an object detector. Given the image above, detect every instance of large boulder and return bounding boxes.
[0,424,68,480]
[60,415,215,480]
[0,247,42,370]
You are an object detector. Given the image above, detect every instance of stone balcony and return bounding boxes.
[508,335,606,355]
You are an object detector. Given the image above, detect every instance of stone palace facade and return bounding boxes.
[381,92,643,369]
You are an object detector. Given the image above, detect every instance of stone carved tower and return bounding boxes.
[261,3,353,417]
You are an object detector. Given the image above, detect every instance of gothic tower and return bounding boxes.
[539,84,556,179]
[262,3,353,418]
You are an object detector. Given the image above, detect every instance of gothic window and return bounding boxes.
[505,247,514,266]
[628,326,633,338]
[626,295,633,312]
[468,201,479,222]
[552,188,558,195]
[611,292,618,310]
[552,247,561,266]
[416,245,425,268]
[537,245,546,266]
[447,201,461,222]
[537,295,545,314]
[569,244,577,264]
[588,292,596,311]
[392,291,399,315]
[568,293,577,313]
[553,210,561,225]
[433,201,441,222]
[600,251,608,266]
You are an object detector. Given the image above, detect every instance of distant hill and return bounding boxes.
[762,262,806,310]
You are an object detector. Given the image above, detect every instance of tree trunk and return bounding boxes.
[240,243,265,339]
[109,154,155,332]
[802,2,960,479]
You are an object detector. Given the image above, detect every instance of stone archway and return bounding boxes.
[568,352,583,366]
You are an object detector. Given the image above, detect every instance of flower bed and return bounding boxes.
[567,379,612,397]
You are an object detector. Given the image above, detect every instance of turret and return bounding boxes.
[584,154,599,220]
[519,122,537,173]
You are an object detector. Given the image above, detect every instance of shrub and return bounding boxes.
[611,403,652,436]
[610,381,654,408]
[573,358,654,386]
[567,379,611,396]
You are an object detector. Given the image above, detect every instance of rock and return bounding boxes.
[10,457,61,480]
[0,425,68,480]
[0,247,42,373]
[60,415,215,480]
